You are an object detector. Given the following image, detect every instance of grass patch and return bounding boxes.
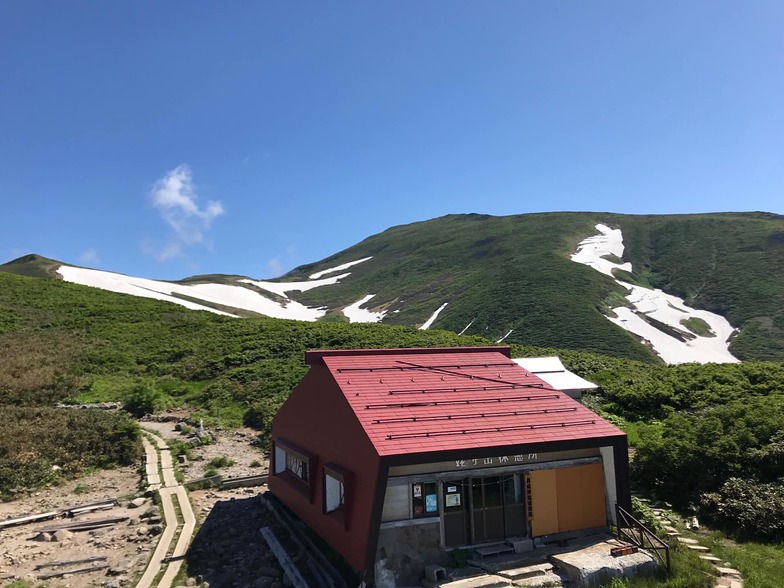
[697,531,784,588]
[680,317,714,337]
[605,543,714,587]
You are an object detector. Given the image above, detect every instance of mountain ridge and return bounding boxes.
[4,211,783,362]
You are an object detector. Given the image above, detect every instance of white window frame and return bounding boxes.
[325,472,344,513]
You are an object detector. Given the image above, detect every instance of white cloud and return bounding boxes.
[267,257,283,276]
[148,165,224,261]
[78,248,100,266]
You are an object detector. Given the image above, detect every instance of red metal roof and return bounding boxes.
[310,347,625,457]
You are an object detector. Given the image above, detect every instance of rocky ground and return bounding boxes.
[0,412,306,588]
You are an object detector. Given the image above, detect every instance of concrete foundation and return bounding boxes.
[375,521,448,587]
[550,539,659,586]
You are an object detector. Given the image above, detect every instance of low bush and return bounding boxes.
[122,382,169,417]
[700,478,784,542]
[0,408,142,496]
[207,456,235,469]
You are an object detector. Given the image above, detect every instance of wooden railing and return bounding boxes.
[615,504,671,574]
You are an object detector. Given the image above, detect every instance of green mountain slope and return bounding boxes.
[0,253,62,279]
[614,212,784,361]
[4,212,783,362]
[286,212,784,362]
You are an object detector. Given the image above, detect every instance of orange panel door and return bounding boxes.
[527,469,558,537]
[555,464,607,533]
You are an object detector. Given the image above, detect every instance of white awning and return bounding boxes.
[512,357,598,393]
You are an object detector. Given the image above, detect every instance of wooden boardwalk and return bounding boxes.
[136,432,197,588]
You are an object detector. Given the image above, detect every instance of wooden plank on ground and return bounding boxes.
[37,564,109,580]
[220,474,268,489]
[0,511,59,529]
[260,527,309,588]
[35,556,107,570]
[59,498,118,513]
[36,516,128,533]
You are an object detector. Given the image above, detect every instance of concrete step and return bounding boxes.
[699,555,722,563]
[666,532,682,537]
[435,575,511,588]
[677,537,699,545]
[715,567,742,578]
[686,545,710,551]
[662,525,678,532]
[496,562,553,580]
[714,578,743,588]
[475,544,516,558]
[513,571,563,587]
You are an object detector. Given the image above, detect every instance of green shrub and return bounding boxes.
[0,408,141,495]
[123,382,169,417]
[700,478,784,541]
[630,496,663,533]
[449,547,469,568]
[207,456,235,469]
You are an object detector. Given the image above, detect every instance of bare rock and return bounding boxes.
[52,529,73,542]
[128,497,147,508]
[32,532,53,542]
[108,560,132,576]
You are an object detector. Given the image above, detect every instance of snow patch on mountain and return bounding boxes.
[497,329,513,343]
[309,256,372,279]
[239,273,350,297]
[458,319,475,336]
[57,266,327,321]
[342,294,387,323]
[571,224,738,364]
[419,302,448,330]
[570,225,632,277]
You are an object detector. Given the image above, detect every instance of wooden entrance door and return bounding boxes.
[470,476,505,543]
[502,474,527,537]
[443,480,469,547]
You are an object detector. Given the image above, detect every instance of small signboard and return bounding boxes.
[445,493,461,507]
[413,484,422,498]
[447,485,457,493]
[425,493,437,513]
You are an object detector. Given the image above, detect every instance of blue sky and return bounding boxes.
[1,2,782,280]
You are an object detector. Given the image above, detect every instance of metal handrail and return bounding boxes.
[615,504,671,574]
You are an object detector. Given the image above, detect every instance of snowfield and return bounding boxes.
[457,319,475,336]
[342,294,387,323]
[308,256,372,279]
[57,266,328,321]
[419,302,448,330]
[497,329,513,343]
[56,257,382,322]
[239,273,351,296]
[571,224,739,364]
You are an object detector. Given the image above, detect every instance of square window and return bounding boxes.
[272,440,312,488]
[286,452,309,483]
